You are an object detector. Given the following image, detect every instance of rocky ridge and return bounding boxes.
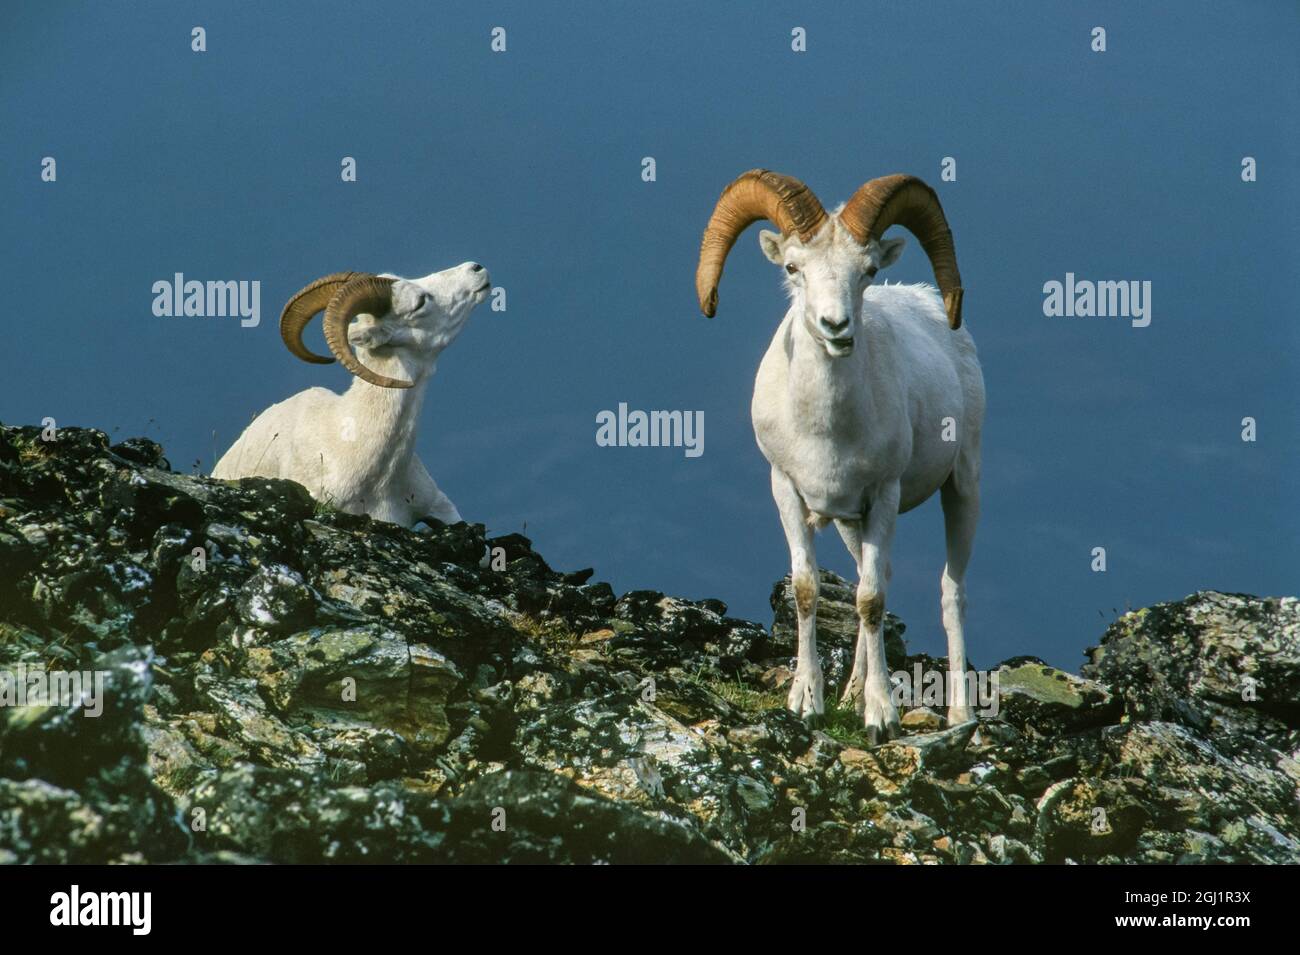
[1,424,1297,863]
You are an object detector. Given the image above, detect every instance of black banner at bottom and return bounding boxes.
[0,862,1278,940]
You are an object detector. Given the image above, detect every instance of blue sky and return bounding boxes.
[3,2,1296,669]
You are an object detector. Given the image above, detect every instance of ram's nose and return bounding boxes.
[818,315,851,338]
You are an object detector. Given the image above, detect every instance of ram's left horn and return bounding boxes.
[322,274,411,389]
[838,174,964,329]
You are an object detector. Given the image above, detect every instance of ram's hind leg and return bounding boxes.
[939,473,979,725]
[771,467,823,720]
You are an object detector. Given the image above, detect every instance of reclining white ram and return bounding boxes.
[212,264,491,527]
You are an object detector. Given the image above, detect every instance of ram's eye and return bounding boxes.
[785,264,799,275]
[866,266,879,279]
[413,294,428,311]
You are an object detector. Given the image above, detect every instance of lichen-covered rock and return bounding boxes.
[0,644,183,862]
[995,660,1121,735]
[1083,592,1300,738]
[235,564,317,634]
[1,423,1297,863]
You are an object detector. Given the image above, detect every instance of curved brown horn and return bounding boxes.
[322,275,411,389]
[695,169,828,317]
[838,174,964,329]
[279,271,369,364]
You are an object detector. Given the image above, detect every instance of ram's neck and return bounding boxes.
[337,351,435,484]
[785,299,873,436]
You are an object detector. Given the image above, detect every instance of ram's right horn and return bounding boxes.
[279,271,369,365]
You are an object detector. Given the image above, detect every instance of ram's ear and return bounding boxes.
[874,236,906,269]
[388,280,426,316]
[758,230,785,264]
[347,313,393,349]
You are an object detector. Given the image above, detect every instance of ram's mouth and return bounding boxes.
[825,337,854,356]
[474,280,491,295]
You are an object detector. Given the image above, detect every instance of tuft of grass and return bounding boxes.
[312,487,343,519]
[706,676,785,714]
[17,444,49,465]
[511,613,582,647]
[819,699,873,748]
[312,498,341,518]
[683,665,783,715]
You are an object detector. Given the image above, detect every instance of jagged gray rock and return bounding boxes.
[1,423,1297,863]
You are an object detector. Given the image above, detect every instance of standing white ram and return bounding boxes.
[695,170,984,741]
[213,264,491,527]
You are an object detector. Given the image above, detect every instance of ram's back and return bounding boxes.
[212,387,339,480]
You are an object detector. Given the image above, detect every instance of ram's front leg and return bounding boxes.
[845,481,902,744]
[422,486,462,526]
[771,467,823,720]
[410,459,463,527]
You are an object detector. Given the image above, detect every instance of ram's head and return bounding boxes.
[695,170,963,357]
[280,263,491,387]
